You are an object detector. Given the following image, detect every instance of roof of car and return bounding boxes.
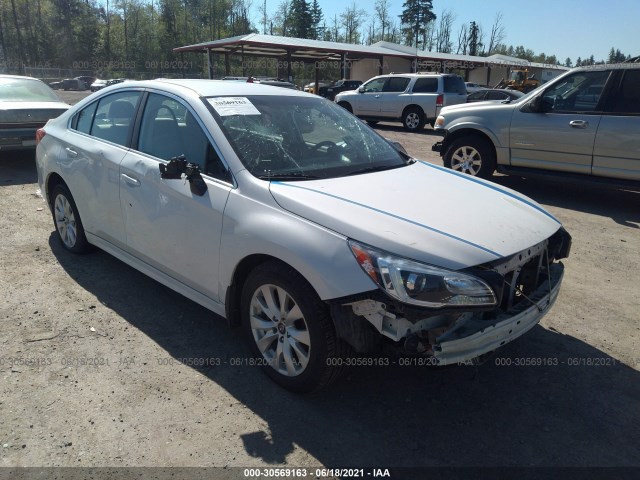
[0,74,46,82]
[136,78,309,97]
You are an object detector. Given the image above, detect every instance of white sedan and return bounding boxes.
[0,75,69,151]
[36,79,571,392]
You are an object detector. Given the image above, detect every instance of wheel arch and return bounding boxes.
[402,104,425,119]
[443,128,497,161]
[45,172,66,209]
[224,254,298,327]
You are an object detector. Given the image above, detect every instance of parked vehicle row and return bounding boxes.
[49,76,96,91]
[90,78,127,92]
[0,75,69,151]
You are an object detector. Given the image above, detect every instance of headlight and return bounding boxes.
[434,115,446,128]
[349,240,496,308]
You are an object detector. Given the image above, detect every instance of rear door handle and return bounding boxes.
[121,173,141,187]
[569,120,589,129]
[65,147,78,157]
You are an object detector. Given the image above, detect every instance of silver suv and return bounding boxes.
[335,73,467,131]
[432,65,640,182]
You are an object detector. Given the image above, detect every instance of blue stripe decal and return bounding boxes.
[417,161,561,224]
[272,181,501,258]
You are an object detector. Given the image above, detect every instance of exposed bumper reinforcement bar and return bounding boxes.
[433,263,564,365]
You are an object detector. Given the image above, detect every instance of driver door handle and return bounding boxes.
[569,120,589,129]
[121,173,140,187]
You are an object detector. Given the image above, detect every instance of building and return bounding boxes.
[174,34,568,87]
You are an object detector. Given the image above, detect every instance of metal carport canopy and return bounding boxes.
[173,33,414,62]
[172,34,519,81]
[174,34,423,81]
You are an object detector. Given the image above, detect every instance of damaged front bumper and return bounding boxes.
[433,262,564,364]
[333,261,564,365]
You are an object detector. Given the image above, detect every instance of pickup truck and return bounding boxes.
[432,65,640,183]
[334,73,467,131]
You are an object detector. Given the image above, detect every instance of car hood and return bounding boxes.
[440,101,518,115]
[269,162,561,270]
[0,101,69,110]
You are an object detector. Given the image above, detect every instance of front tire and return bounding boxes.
[402,107,426,132]
[241,261,343,393]
[50,183,92,253]
[444,135,496,179]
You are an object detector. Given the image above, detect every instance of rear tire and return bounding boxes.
[402,107,426,132]
[50,183,92,253]
[444,135,496,179]
[241,261,344,393]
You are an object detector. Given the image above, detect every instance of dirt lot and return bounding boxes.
[1,90,639,475]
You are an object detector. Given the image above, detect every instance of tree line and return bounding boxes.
[0,0,632,79]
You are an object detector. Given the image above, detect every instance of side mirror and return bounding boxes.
[159,155,208,196]
[385,139,408,155]
[358,86,365,93]
[529,96,542,112]
[529,94,554,113]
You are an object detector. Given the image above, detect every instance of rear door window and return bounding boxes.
[604,69,640,115]
[383,77,410,92]
[69,91,141,146]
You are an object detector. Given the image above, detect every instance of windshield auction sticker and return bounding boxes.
[208,97,261,116]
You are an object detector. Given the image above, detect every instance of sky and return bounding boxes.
[260,0,639,64]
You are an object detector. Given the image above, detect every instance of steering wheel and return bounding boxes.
[312,140,337,152]
[157,105,179,123]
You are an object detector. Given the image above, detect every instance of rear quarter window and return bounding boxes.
[444,76,466,94]
[412,78,438,93]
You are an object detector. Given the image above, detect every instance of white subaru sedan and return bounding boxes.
[36,79,571,392]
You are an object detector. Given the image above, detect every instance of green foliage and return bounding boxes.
[0,0,257,77]
[468,21,480,56]
[400,0,436,49]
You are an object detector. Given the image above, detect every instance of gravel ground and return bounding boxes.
[0,90,639,474]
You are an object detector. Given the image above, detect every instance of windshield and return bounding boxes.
[208,95,409,180]
[0,78,61,102]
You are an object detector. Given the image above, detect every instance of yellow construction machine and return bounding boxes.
[495,69,540,93]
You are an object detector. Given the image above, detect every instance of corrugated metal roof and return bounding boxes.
[174,34,568,71]
[174,34,405,58]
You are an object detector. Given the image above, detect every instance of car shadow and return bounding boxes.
[0,151,38,186]
[489,174,640,229]
[50,233,640,468]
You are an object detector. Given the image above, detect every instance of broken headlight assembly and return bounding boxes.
[349,240,497,308]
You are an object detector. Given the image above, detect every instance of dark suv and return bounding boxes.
[319,80,363,101]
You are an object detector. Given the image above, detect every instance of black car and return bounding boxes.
[319,79,363,101]
[467,88,524,102]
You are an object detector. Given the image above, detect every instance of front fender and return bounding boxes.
[219,187,375,302]
[444,119,506,149]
